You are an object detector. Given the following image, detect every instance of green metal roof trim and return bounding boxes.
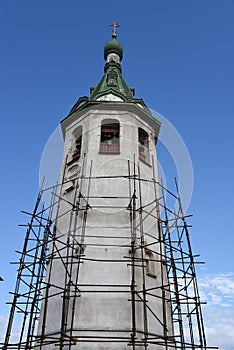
[69,96,89,115]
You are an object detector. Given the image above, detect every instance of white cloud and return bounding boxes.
[204,308,234,350]
[198,273,234,350]
[199,273,234,307]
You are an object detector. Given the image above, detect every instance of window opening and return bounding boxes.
[72,136,82,160]
[71,126,82,162]
[100,119,120,154]
[138,128,150,164]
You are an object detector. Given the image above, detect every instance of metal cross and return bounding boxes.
[108,21,120,39]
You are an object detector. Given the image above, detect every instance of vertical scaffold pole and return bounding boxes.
[137,162,148,349]
[174,178,207,349]
[160,179,185,349]
[152,159,169,349]
[128,158,136,349]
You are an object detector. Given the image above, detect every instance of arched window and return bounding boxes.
[138,127,150,165]
[72,126,82,161]
[99,119,120,154]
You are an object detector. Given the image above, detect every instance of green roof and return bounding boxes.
[90,61,134,102]
[68,37,151,116]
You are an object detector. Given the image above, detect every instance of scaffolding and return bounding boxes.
[1,156,215,349]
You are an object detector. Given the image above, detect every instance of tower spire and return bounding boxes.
[108,21,120,39]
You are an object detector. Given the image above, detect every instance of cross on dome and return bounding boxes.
[108,21,120,39]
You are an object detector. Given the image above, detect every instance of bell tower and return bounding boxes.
[35,26,172,349]
[3,25,210,350]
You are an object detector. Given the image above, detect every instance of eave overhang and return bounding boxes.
[61,101,161,140]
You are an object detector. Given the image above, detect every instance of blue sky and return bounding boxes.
[0,0,234,348]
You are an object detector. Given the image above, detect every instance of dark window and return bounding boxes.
[70,126,82,163]
[100,119,120,154]
[138,128,150,164]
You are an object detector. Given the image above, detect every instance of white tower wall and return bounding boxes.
[36,103,173,349]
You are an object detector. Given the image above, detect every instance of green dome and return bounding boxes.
[104,39,123,61]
